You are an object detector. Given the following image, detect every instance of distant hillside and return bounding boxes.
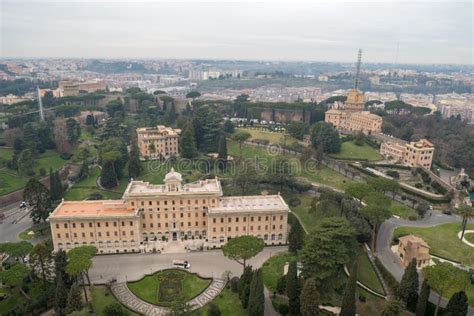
[82,60,148,73]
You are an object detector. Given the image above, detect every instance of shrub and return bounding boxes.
[408,215,418,221]
[88,192,103,200]
[385,170,400,179]
[414,183,423,189]
[60,153,72,160]
[230,277,240,293]
[39,168,46,176]
[359,294,366,302]
[288,197,301,207]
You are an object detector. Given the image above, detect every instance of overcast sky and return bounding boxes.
[0,0,472,64]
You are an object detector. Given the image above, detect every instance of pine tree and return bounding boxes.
[444,291,468,316]
[217,134,228,171]
[128,143,142,179]
[397,258,419,312]
[289,219,305,253]
[300,278,320,316]
[239,265,253,308]
[65,284,83,314]
[248,269,264,316]
[415,280,430,316]
[287,261,300,316]
[340,264,357,316]
[100,160,118,188]
[180,127,197,159]
[54,272,68,316]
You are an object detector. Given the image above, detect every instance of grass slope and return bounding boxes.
[331,141,383,161]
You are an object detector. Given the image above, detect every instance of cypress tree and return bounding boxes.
[300,278,320,316]
[415,280,430,316]
[217,134,228,171]
[289,219,305,253]
[444,291,468,316]
[397,258,419,312]
[248,269,264,316]
[128,143,142,178]
[340,264,357,316]
[180,127,197,158]
[100,160,118,188]
[239,265,253,308]
[65,284,83,314]
[287,261,300,316]
[54,171,64,200]
[54,272,68,316]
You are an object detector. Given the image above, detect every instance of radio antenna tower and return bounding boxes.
[354,48,362,90]
[37,86,45,121]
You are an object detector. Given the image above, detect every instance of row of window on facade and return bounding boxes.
[132,199,216,207]
[212,233,283,243]
[142,221,206,228]
[142,211,206,219]
[57,230,135,239]
[57,240,138,248]
[56,221,134,229]
[211,224,283,233]
[212,215,284,223]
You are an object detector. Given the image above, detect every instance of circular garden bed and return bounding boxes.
[127,269,211,306]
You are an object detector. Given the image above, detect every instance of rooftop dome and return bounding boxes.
[165,168,182,182]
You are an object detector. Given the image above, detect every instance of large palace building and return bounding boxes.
[380,138,435,169]
[136,125,181,159]
[48,169,289,254]
[325,89,383,134]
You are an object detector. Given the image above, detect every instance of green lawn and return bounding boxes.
[261,252,298,292]
[198,288,246,316]
[91,286,138,315]
[394,223,474,266]
[227,140,352,191]
[389,202,419,219]
[0,147,14,160]
[127,269,211,306]
[236,128,298,146]
[464,233,474,244]
[355,248,385,295]
[331,141,383,161]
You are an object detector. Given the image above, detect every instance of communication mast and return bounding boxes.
[354,49,362,90]
[37,86,45,121]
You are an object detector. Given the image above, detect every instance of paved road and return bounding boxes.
[0,203,33,243]
[376,212,474,314]
[90,246,288,284]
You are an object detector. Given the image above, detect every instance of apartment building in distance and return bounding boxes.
[380,138,435,169]
[48,169,289,254]
[58,80,106,97]
[136,125,181,159]
[325,89,383,134]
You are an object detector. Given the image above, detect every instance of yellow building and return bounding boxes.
[380,139,435,169]
[136,125,181,159]
[48,169,289,254]
[325,89,382,134]
[397,235,431,268]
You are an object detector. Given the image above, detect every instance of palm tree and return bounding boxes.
[455,205,474,241]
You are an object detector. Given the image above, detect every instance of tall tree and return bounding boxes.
[50,169,64,201]
[127,143,142,179]
[361,192,392,250]
[248,269,264,316]
[65,284,83,314]
[30,241,53,284]
[415,280,430,316]
[0,241,33,263]
[222,236,264,272]
[423,262,469,316]
[286,261,300,316]
[301,217,356,288]
[382,300,404,316]
[288,218,305,253]
[23,178,51,223]
[0,263,31,300]
[223,120,235,134]
[444,291,468,316]
[217,134,228,171]
[231,131,251,159]
[367,177,400,199]
[100,160,118,189]
[239,265,253,308]
[17,149,35,176]
[54,272,68,316]
[397,258,419,312]
[269,157,292,191]
[340,264,357,316]
[311,122,341,154]
[180,126,198,159]
[185,90,201,101]
[55,249,73,288]
[455,205,474,241]
[300,278,320,316]
[345,182,374,206]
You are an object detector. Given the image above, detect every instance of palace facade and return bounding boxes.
[325,89,383,134]
[136,125,181,159]
[380,138,435,169]
[48,169,289,254]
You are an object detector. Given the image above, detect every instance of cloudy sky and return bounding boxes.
[0,0,472,64]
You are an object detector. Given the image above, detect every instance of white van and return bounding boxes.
[172,259,191,269]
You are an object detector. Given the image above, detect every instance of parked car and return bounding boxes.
[442,209,452,215]
[19,201,27,209]
[173,259,191,269]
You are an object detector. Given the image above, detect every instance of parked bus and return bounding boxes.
[172,259,191,269]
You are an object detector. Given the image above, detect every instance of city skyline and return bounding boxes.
[1,0,472,65]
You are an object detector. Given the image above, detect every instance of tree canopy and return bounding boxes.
[222,236,264,270]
